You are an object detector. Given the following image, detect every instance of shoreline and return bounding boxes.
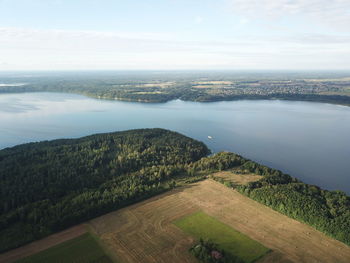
[1,90,350,107]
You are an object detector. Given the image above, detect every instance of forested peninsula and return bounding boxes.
[0,129,349,253]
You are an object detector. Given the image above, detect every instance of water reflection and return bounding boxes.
[0,92,349,193]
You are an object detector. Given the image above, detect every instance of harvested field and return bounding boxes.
[135,82,175,88]
[0,224,87,263]
[212,171,262,186]
[193,81,233,85]
[3,179,350,263]
[88,180,350,263]
[89,187,199,263]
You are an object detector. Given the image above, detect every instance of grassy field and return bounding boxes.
[174,211,269,263]
[16,233,113,263]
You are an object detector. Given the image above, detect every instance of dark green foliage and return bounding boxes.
[192,152,246,172]
[190,239,243,263]
[240,161,283,177]
[237,174,350,246]
[201,154,350,246]
[0,129,210,252]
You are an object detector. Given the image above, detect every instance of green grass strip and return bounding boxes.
[174,211,270,263]
[16,233,113,263]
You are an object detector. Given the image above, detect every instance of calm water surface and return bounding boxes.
[1,92,349,193]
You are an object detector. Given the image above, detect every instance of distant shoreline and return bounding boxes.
[1,90,350,107]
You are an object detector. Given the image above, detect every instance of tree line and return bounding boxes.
[212,159,350,246]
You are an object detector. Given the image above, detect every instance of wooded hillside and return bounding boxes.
[0,128,209,252]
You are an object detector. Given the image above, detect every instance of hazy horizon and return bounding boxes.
[1,0,350,71]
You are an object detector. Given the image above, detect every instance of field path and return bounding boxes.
[89,180,350,263]
[0,224,87,263]
[2,180,350,263]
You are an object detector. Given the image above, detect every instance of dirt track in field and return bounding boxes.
[89,180,350,263]
[88,186,199,263]
[0,224,87,263]
[2,179,350,263]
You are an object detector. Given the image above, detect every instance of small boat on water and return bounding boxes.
[208,136,213,139]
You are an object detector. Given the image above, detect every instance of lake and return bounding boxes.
[1,92,349,193]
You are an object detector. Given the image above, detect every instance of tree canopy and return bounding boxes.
[0,128,210,252]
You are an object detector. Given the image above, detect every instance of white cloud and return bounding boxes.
[0,27,349,70]
[227,0,350,31]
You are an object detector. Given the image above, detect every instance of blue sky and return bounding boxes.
[0,0,349,70]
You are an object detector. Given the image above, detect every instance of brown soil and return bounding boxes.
[88,180,350,263]
[3,179,350,263]
[88,187,198,263]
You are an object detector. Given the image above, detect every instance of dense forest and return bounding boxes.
[0,128,349,253]
[0,129,211,252]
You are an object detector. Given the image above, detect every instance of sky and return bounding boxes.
[0,0,350,70]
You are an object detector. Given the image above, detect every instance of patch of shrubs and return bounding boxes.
[189,239,243,263]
